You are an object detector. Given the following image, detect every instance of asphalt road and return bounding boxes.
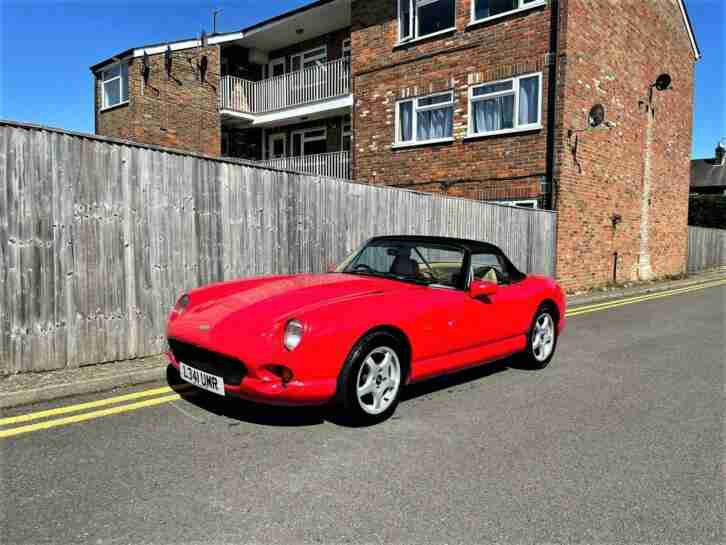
[1,285,724,545]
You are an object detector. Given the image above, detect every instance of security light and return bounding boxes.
[653,73,672,91]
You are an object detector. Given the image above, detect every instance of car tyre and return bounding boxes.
[335,332,405,425]
[520,305,558,369]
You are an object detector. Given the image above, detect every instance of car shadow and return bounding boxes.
[166,357,514,428]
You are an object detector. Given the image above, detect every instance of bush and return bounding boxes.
[689,195,726,229]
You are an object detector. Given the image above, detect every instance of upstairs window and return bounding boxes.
[468,73,542,136]
[399,0,456,43]
[396,91,454,145]
[101,62,129,109]
[472,0,544,23]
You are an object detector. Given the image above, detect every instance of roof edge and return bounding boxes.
[678,0,701,60]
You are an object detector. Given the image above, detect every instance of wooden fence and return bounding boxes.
[0,121,557,375]
[687,226,726,273]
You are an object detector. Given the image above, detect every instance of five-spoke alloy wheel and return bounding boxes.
[521,306,558,369]
[337,332,405,424]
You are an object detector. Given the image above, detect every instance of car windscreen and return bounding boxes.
[341,241,465,288]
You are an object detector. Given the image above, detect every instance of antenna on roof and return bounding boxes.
[212,8,223,35]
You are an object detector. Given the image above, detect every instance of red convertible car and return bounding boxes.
[166,235,566,423]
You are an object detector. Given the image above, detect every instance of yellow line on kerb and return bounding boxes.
[0,276,724,439]
[0,393,181,439]
[0,385,184,426]
[566,278,726,317]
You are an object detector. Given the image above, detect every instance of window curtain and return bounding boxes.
[473,95,514,133]
[518,77,539,125]
[417,107,453,140]
[399,102,413,141]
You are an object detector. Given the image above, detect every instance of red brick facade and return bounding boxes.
[554,0,695,290]
[93,0,696,291]
[351,0,551,202]
[95,45,221,156]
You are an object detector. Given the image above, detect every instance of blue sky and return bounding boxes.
[0,0,723,158]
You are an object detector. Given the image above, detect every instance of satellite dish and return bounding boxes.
[654,73,672,91]
[588,104,605,128]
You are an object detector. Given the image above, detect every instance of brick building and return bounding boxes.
[91,0,700,290]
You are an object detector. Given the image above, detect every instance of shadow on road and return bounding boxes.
[166,357,513,428]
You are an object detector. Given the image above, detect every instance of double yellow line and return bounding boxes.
[2,277,724,439]
[565,277,726,317]
[0,385,191,439]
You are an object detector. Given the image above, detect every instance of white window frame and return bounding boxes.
[100,60,129,110]
[267,57,285,79]
[341,121,352,151]
[398,0,457,44]
[291,126,327,157]
[467,72,543,138]
[268,133,287,159]
[394,90,455,147]
[470,0,546,25]
[496,199,539,209]
[291,45,328,72]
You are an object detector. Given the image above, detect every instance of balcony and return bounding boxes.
[255,151,351,179]
[220,58,351,117]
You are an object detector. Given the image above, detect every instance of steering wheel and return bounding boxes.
[353,263,375,272]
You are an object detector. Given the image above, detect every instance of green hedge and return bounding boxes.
[689,195,726,229]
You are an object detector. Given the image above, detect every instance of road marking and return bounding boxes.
[1,277,724,439]
[0,385,191,426]
[567,278,726,317]
[0,393,182,439]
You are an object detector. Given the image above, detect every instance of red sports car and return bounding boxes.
[166,235,566,423]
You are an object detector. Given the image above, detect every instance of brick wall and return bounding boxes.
[554,0,695,290]
[96,45,221,156]
[351,0,551,201]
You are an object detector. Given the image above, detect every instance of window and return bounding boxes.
[100,61,129,109]
[342,239,466,288]
[341,120,352,151]
[291,127,327,157]
[502,199,538,209]
[472,0,544,23]
[291,46,327,71]
[342,39,351,58]
[396,91,454,145]
[468,73,542,136]
[470,251,511,285]
[398,0,456,43]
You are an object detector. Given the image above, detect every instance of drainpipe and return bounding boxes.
[544,0,560,210]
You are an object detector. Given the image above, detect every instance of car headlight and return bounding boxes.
[283,320,304,351]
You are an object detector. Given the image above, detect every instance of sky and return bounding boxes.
[0,0,723,158]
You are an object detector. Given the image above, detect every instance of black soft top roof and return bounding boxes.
[368,235,503,254]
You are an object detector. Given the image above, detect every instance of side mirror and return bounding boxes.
[469,280,497,298]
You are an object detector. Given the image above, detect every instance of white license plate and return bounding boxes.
[179,362,225,396]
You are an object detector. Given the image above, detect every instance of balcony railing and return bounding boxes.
[220,58,351,115]
[256,151,351,179]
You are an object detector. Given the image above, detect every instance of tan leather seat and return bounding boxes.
[483,268,498,284]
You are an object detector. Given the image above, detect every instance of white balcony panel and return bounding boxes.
[255,151,351,180]
[220,58,351,116]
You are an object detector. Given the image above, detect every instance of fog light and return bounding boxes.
[265,365,294,386]
[280,367,294,385]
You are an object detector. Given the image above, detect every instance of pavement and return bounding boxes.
[1,268,724,410]
[0,276,724,544]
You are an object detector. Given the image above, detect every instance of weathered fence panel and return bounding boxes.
[688,226,726,273]
[0,122,557,375]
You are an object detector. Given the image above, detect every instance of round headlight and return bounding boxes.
[283,320,304,351]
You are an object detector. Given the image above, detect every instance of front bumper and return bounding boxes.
[166,349,336,407]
